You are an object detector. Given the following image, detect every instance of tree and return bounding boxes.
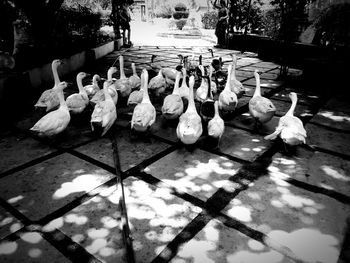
[12,0,65,52]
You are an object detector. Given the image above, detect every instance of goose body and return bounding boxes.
[177,76,203,144]
[249,70,276,124]
[115,55,132,98]
[148,69,166,96]
[30,82,70,137]
[84,74,101,99]
[265,92,306,145]
[162,71,184,119]
[128,63,141,90]
[35,59,62,112]
[90,80,117,136]
[218,64,238,112]
[90,67,118,106]
[230,54,245,98]
[127,70,145,106]
[131,69,156,132]
[66,72,89,114]
[208,100,225,140]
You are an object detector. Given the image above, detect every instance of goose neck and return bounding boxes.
[57,88,67,109]
[187,82,195,111]
[286,95,297,116]
[173,73,181,95]
[253,73,261,97]
[107,69,114,80]
[224,66,232,91]
[76,75,84,93]
[92,75,99,85]
[119,57,126,79]
[52,63,60,86]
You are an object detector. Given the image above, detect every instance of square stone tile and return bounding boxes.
[0,206,23,239]
[146,148,242,202]
[242,78,283,88]
[243,86,271,97]
[171,219,293,263]
[43,185,126,263]
[225,112,280,136]
[323,97,350,114]
[271,99,313,118]
[305,124,350,156]
[260,72,279,80]
[253,62,279,69]
[151,115,179,143]
[310,109,350,132]
[75,129,171,172]
[0,133,56,174]
[0,153,114,221]
[235,70,253,78]
[236,96,251,109]
[222,173,350,263]
[271,89,321,106]
[14,110,98,150]
[0,232,70,262]
[270,148,350,197]
[215,127,273,162]
[124,176,202,263]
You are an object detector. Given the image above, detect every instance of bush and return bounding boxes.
[154,5,173,18]
[173,11,189,19]
[201,11,218,29]
[313,3,350,47]
[174,3,187,12]
[52,4,103,56]
[175,19,187,30]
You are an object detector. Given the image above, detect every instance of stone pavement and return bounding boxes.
[0,46,349,263]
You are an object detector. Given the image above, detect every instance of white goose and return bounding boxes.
[30,82,70,137]
[66,72,89,114]
[128,63,141,90]
[131,69,156,132]
[218,64,238,112]
[162,71,184,120]
[265,92,306,145]
[84,74,101,100]
[208,100,225,143]
[148,68,166,97]
[176,75,203,144]
[90,80,117,136]
[230,54,245,98]
[35,59,62,112]
[115,55,132,98]
[127,69,145,106]
[249,70,276,126]
[90,67,118,106]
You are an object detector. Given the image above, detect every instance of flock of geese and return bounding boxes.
[30,52,307,147]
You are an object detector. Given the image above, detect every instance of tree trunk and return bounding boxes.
[111,0,121,39]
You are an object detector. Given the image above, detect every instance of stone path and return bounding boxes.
[0,46,349,263]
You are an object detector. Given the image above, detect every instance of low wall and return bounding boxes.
[0,40,116,123]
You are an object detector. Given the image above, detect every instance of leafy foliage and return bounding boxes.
[313,3,350,47]
[174,2,187,12]
[154,5,173,18]
[201,11,218,29]
[175,19,187,30]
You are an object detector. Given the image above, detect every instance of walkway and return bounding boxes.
[0,45,349,263]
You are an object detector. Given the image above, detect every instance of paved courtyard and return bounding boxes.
[0,45,349,263]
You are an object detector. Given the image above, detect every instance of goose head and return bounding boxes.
[77,72,88,80]
[92,74,101,83]
[54,81,68,91]
[52,59,62,67]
